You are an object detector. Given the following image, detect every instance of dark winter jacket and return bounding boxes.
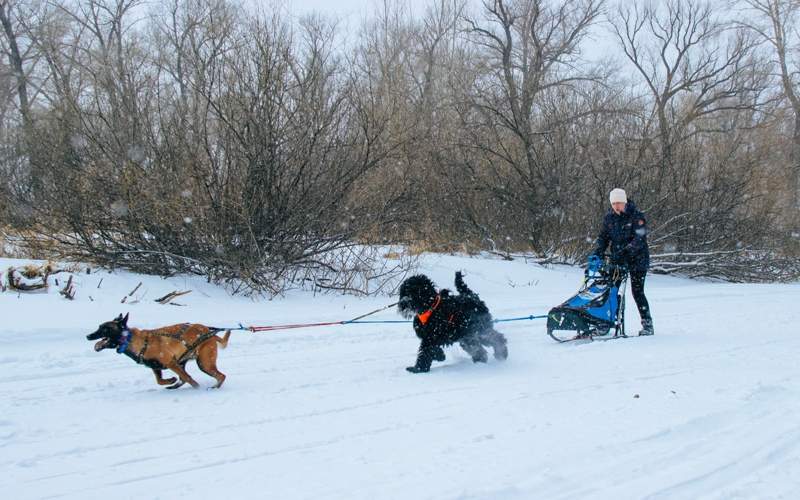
[592,200,650,273]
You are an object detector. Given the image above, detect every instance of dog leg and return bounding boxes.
[481,329,509,361]
[152,369,178,386]
[196,344,226,389]
[460,336,488,363]
[167,361,200,389]
[407,342,439,373]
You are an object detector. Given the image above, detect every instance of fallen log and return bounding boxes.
[7,265,49,292]
[154,290,191,305]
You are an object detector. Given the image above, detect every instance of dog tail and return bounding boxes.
[216,330,231,349]
[455,271,473,295]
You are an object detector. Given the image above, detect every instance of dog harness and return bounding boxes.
[177,328,223,364]
[417,294,441,325]
[118,324,222,365]
[117,329,151,365]
[116,328,153,366]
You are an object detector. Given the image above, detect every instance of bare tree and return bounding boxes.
[0,0,30,126]
[0,0,796,284]
[461,0,606,253]
[10,2,413,295]
[0,0,64,213]
[610,0,763,171]
[737,0,800,209]
[608,0,777,274]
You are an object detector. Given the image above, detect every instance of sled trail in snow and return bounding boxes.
[1,255,799,499]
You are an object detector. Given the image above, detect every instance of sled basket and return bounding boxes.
[547,259,627,343]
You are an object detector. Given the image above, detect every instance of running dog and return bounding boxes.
[86,313,230,389]
[397,271,508,373]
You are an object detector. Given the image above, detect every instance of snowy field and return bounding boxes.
[2,254,800,500]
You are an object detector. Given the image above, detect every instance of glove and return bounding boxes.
[611,249,627,263]
[586,254,602,274]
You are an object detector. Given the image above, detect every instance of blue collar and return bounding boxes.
[116,329,132,354]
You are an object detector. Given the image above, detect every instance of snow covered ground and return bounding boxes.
[2,253,800,500]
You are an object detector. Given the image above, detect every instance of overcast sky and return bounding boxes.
[255,0,617,64]
[283,0,438,18]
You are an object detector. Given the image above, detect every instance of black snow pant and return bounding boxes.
[630,271,652,323]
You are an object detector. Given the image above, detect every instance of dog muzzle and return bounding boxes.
[93,338,112,351]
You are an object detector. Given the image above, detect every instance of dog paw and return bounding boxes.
[472,352,488,363]
[406,366,429,374]
[494,345,509,361]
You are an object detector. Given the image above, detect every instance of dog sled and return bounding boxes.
[547,255,628,343]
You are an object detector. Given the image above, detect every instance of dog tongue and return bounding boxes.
[94,339,110,351]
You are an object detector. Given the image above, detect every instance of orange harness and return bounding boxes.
[417,295,441,325]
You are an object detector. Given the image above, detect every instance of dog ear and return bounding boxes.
[122,312,129,326]
[115,313,124,322]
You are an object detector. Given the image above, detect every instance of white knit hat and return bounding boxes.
[609,188,627,204]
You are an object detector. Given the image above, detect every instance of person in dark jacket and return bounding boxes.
[592,188,654,335]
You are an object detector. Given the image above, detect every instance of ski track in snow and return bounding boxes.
[1,255,799,499]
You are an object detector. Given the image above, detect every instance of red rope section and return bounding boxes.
[248,321,344,332]
[246,302,400,332]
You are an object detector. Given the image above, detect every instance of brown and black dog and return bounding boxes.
[87,313,231,389]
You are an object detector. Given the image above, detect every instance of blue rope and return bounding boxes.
[212,323,252,331]
[492,314,548,323]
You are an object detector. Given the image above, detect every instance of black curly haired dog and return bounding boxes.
[397,271,508,373]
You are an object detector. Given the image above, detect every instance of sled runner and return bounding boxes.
[547,255,628,343]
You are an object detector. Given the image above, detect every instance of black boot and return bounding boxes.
[639,318,654,336]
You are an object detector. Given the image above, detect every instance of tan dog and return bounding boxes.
[87,313,230,389]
